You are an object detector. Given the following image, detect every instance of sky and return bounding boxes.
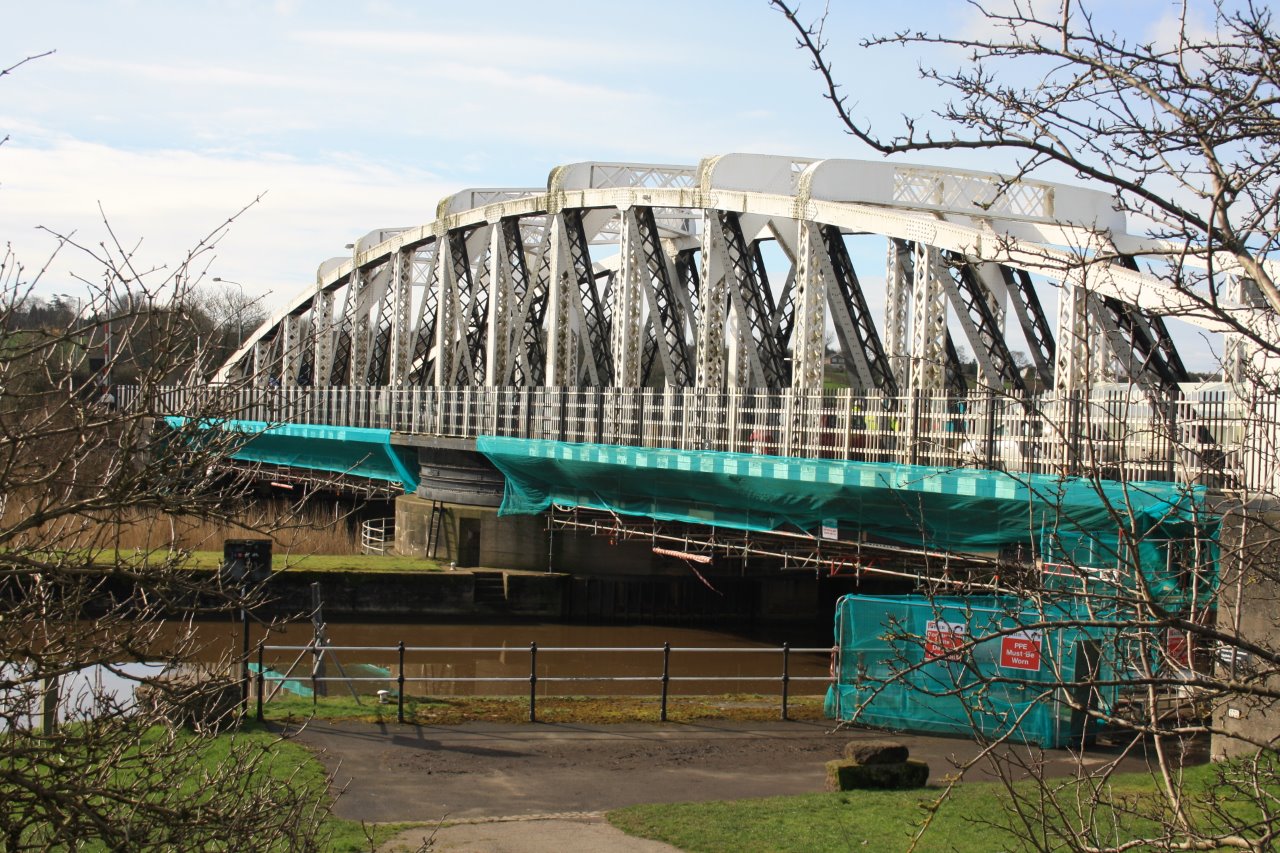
[1,0,1226,370]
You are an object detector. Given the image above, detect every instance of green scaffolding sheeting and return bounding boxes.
[165,417,419,491]
[477,436,1210,557]
[825,594,1122,748]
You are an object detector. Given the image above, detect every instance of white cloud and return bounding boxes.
[289,28,661,68]
[0,136,455,314]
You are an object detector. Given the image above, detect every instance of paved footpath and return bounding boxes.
[282,719,1157,852]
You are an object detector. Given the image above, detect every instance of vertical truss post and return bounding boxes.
[1054,268,1093,395]
[884,239,913,387]
[311,288,336,389]
[1226,276,1266,385]
[613,209,646,387]
[387,247,415,386]
[908,243,948,396]
[433,232,460,387]
[280,314,302,389]
[791,221,827,392]
[485,223,514,386]
[545,213,578,387]
[695,211,729,390]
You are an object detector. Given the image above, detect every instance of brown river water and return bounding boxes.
[174,620,833,700]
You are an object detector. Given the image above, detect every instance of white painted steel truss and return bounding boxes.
[215,154,1278,395]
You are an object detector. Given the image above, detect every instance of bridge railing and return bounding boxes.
[132,383,1272,490]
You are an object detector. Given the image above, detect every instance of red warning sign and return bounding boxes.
[924,620,967,662]
[999,630,1043,671]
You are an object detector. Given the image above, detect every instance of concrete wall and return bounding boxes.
[1211,504,1280,760]
[395,495,549,571]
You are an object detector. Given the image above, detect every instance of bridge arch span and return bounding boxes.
[215,153,1272,400]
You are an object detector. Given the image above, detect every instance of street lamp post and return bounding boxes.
[211,277,247,348]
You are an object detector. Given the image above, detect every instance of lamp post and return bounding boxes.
[211,277,247,348]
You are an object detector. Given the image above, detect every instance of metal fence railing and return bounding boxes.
[251,641,833,724]
[123,383,1277,490]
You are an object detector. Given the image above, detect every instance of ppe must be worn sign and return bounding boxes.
[999,630,1043,671]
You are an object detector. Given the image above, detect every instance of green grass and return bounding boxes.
[2,721,410,851]
[181,550,444,572]
[260,693,827,726]
[607,762,1264,852]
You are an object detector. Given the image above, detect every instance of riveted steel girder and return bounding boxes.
[387,247,415,386]
[327,277,355,387]
[1054,269,1094,394]
[999,265,1055,387]
[280,313,302,388]
[884,239,913,387]
[629,207,692,388]
[721,212,787,389]
[909,243,949,395]
[407,241,441,387]
[791,221,827,392]
[821,225,899,396]
[941,253,1026,393]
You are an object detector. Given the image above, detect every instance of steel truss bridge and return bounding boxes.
[116,151,1280,590]
[194,153,1279,494]
[214,153,1273,402]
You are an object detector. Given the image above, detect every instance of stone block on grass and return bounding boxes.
[842,739,910,765]
[825,758,930,790]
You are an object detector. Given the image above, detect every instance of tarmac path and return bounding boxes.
[283,719,1158,852]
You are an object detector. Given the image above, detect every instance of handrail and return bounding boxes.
[128,383,1267,491]
[252,641,833,723]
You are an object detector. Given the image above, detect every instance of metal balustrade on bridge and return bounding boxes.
[250,641,833,724]
[129,383,1267,490]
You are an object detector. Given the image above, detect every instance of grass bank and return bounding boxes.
[260,693,826,725]
[607,762,1250,852]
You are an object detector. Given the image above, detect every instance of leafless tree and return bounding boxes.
[775,1,1280,850]
[0,56,336,850]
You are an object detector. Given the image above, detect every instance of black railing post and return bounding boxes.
[255,641,265,722]
[781,643,791,721]
[660,642,671,722]
[559,393,568,442]
[397,641,406,725]
[596,389,605,443]
[529,642,538,723]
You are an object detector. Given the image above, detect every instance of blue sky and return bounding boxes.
[2,0,1225,369]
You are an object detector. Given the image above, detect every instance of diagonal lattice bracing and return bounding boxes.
[1000,266,1055,388]
[942,253,1026,393]
[563,209,613,386]
[407,241,441,387]
[634,206,693,388]
[721,212,787,389]
[821,225,898,395]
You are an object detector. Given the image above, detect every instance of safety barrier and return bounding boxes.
[251,641,832,724]
[123,383,1270,490]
